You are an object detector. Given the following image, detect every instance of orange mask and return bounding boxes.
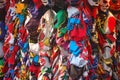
[15,3,25,14]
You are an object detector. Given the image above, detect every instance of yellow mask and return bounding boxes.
[15,3,25,14]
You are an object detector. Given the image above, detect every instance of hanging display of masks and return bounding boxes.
[0,0,120,80]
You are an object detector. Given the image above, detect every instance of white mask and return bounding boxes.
[0,0,6,8]
[99,0,110,12]
[87,0,99,6]
[40,9,56,40]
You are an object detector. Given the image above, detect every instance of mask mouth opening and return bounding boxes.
[0,1,4,3]
[43,1,48,4]
[95,2,99,4]
[42,0,52,6]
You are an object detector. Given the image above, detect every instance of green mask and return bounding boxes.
[53,10,68,37]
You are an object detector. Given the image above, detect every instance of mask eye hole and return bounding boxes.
[103,0,108,4]
[42,18,46,23]
[112,0,117,3]
[15,6,17,9]
[93,0,99,2]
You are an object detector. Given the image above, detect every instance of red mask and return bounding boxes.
[110,0,120,11]
[99,0,110,12]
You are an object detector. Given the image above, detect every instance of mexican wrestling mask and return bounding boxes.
[67,6,79,18]
[39,9,56,46]
[110,0,120,12]
[53,10,68,38]
[0,0,6,8]
[99,0,110,12]
[15,3,26,14]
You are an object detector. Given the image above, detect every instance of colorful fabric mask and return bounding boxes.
[53,10,68,37]
[110,0,120,12]
[67,7,79,18]
[0,0,6,9]
[26,18,40,43]
[39,9,56,44]
[99,0,110,12]
[70,20,87,42]
[53,10,67,29]
[15,3,26,14]
[41,0,51,6]
[67,6,81,33]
